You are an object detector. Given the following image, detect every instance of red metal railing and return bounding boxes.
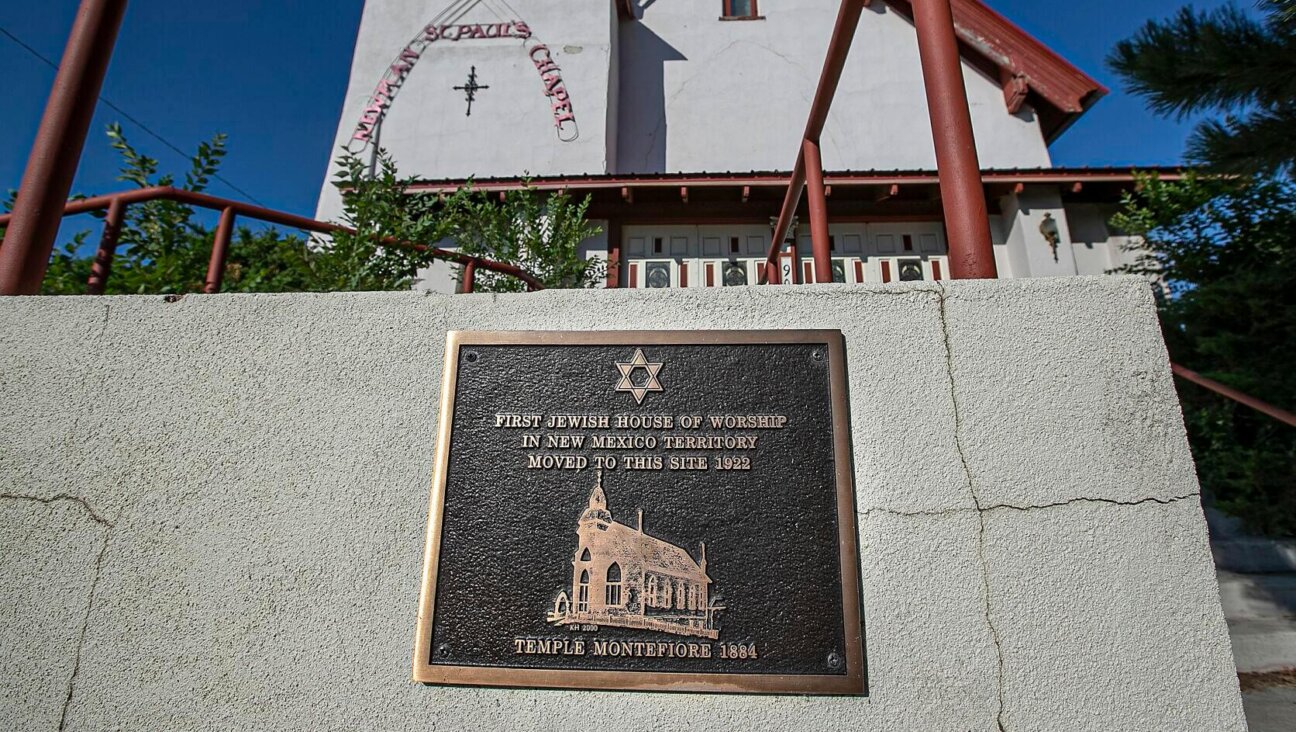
[761,0,863,285]
[0,186,543,294]
[3,191,1291,430]
[0,0,126,295]
[761,0,997,284]
[1172,364,1296,429]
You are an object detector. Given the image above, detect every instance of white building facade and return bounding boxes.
[319,0,1171,291]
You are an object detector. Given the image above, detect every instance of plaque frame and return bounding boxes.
[414,330,865,695]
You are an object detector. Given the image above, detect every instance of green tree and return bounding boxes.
[1111,172,1296,535]
[1108,0,1296,177]
[18,128,601,294]
[302,149,469,291]
[33,129,472,295]
[1110,0,1296,534]
[41,124,317,295]
[316,153,604,293]
[449,182,605,293]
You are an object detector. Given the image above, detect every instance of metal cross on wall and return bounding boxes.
[453,66,489,116]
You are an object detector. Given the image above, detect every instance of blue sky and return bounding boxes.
[0,0,1236,221]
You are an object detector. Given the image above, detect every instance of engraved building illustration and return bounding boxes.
[547,473,721,639]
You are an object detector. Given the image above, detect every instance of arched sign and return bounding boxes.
[347,0,579,153]
[528,44,579,143]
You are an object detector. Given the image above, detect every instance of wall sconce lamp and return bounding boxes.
[1039,213,1061,262]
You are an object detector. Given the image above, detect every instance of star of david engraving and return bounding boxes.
[613,349,664,404]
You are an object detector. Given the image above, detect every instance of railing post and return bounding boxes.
[86,197,124,294]
[1172,363,1296,428]
[761,0,864,285]
[6,185,543,294]
[803,139,832,283]
[911,0,997,279]
[789,234,800,285]
[461,259,477,294]
[0,0,129,295]
[204,207,236,294]
[763,259,782,285]
[605,219,622,289]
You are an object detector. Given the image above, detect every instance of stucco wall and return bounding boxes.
[0,278,1243,731]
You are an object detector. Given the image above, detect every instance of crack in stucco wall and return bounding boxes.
[1,493,114,731]
[58,529,110,731]
[860,493,1200,522]
[987,493,1198,514]
[934,285,1009,732]
[853,286,1202,731]
[96,303,111,340]
[0,493,113,527]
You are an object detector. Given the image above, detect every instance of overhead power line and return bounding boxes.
[0,24,267,206]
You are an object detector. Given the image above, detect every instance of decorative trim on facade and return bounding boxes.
[348,0,580,152]
[404,166,1187,194]
[883,0,1107,137]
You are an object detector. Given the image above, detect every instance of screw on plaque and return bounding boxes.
[464,351,479,364]
[438,643,451,657]
[812,349,824,362]
[827,651,843,670]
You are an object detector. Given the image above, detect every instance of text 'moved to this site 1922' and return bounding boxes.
[414,330,866,695]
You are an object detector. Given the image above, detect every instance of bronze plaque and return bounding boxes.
[414,331,865,694]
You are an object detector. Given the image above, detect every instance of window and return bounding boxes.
[722,0,759,19]
[646,262,671,289]
[578,570,590,612]
[579,547,591,562]
[831,261,846,283]
[729,237,741,254]
[606,563,623,606]
[653,237,663,254]
[899,260,924,281]
[646,575,658,608]
[723,261,748,286]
